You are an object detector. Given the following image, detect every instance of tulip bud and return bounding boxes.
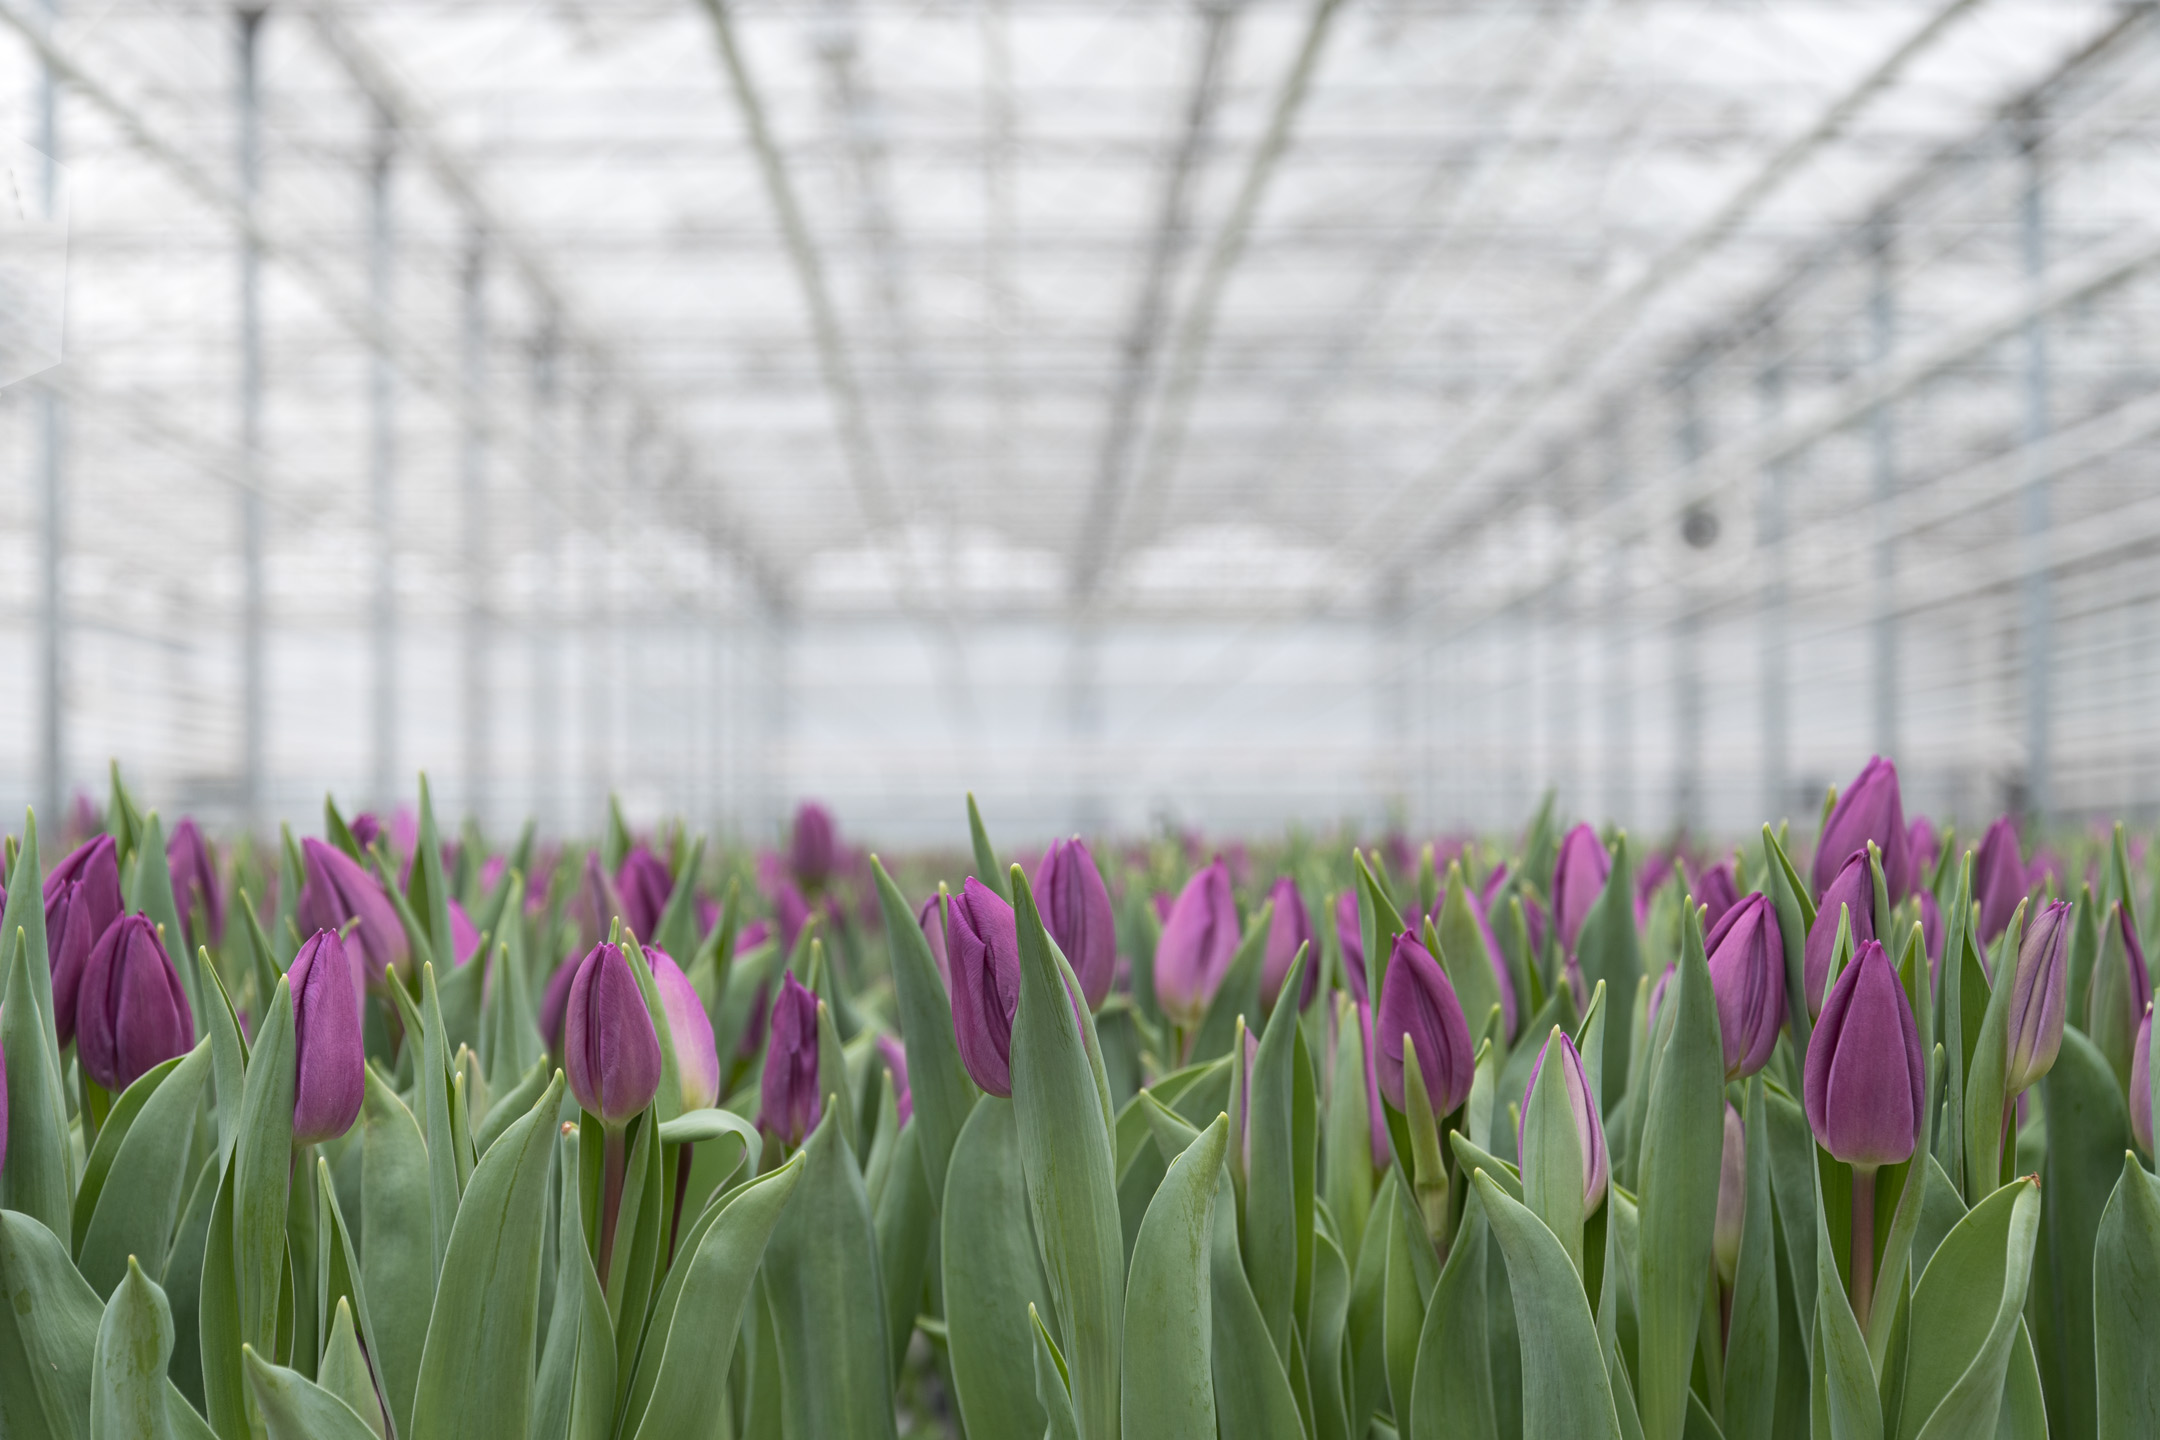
[947,877,1021,1097]
[1154,861,1239,1028]
[1374,934,1473,1117]
[1713,1102,1745,1288]
[915,892,952,988]
[76,914,194,1094]
[773,881,812,955]
[1804,850,1874,1020]
[1035,838,1115,1010]
[2004,898,2071,1098]
[1803,939,1924,1167]
[649,946,720,1111]
[696,897,721,940]
[1261,877,1317,1011]
[1352,997,1389,1168]
[1814,756,1910,902]
[1705,892,1786,1080]
[539,953,577,1053]
[790,802,838,889]
[45,833,123,1044]
[1973,817,2026,945]
[297,838,408,988]
[1552,825,1610,957]
[1908,816,1940,877]
[1467,892,1521,1039]
[288,930,364,1145]
[1335,891,1367,1002]
[1517,1029,1607,1214]
[2130,1004,2152,1157]
[758,973,821,1147]
[877,1033,913,1129]
[167,817,224,949]
[616,846,673,943]
[1694,861,1740,934]
[563,942,664,1126]
[570,852,628,950]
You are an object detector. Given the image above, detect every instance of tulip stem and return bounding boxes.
[1849,1165,1878,1330]
[668,1143,695,1265]
[596,1127,628,1288]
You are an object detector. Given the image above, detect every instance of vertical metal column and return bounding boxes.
[1672,367,1706,836]
[367,107,397,807]
[34,0,63,828]
[1868,215,1900,762]
[2018,111,2053,822]
[1758,351,1791,824]
[528,322,559,829]
[1603,408,1632,824]
[459,234,490,827]
[237,7,267,830]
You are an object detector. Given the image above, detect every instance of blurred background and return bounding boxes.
[2,0,2159,843]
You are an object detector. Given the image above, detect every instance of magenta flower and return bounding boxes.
[789,802,838,889]
[1516,1029,1607,1213]
[1154,861,1239,1028]
[758,973,821,1147]
[1260,877,1317,1011]
[1552,825,1610,957]
[1804,850,1875,1020]
[1973,817,2027,945]
[1705,892,1786,1080]
[1803,939,1924,1168]
[616,846,674,943]
[76,914,194,1094]
[2004,899,2071,1098]
[297,838,408,989]
[1813,756,1910,903]
[1336,890,1367,1002]
[2130,1004,2152,1156]
[1035,838,1115,1009]
[563,942,664,1127]
[167,818,225,948]
[1374,934,1473,1117]
[1693,861,1740,934]
[916,893,951,989]
[946,877,1021,1098]
[45,833,124,1044]
[288,930,364,1145]
[650,946,720,1111]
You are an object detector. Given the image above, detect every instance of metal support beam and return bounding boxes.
[1868,215,1899,763]
[460,233,490,827]
[237,5,266,830]
[2019,111,2052,822]
[34,0,62,830]
[367,106,397,808]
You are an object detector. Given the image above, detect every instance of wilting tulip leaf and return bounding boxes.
[408,1070,566,1440]
[1893,1176,2040,1440]
[2093,1154,2160,1439]
[1210,1165,1303,1440]
[1408,1192,1496,1440]
[243,1346,379,1440]
[77,1042,212,1298]
[231,977,295,1361]
[1122,1112,1226,1440]
[1033,1305,1083,1440]
[1472,1171,1626,1440]
[91,1257,173,1440]
[944,1098,1055,1438]
[1,929,73,1238]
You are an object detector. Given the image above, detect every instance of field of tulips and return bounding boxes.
[0,758,2157,1439]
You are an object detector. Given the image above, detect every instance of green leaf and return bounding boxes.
[92,1257,174,1440]
[873,1121,936,1377]
[1760,825,1817,1059]
[1576,833,1643,1105]
[312,1159,388,1434]
[1323,993,1378,1262]
[475,1057,554,1158]
[1408,1191,1497,1440]
[967,792,1009,902]
[242,1346,380,1440]
[231,976,296,1358]
[1435,863,1505,1048]
[1961,898,2024,1205]
[1033,1306,1083,1440]
[1722,1077,1778,1440]
[1243,941,1307,1362]
[1380,1172,1436,1421]
[1209,1165,1303,1440]
[1,927,74,1236]
[0,809,57,1049]
[76,1043,213,1298]
[1472,1171,1626,1440]
[532,1126,617,1440]
[317,1301,385,1439]
[129,812,200,1023]
[198,950,250,1171]
[873,858,979,1204]
[1522,1023,1586,1275]
[407,776,457,979]
[1308,1224,1353,1440]
[1894,1176,2040,1440]
[1010,869,1125,1440]
[1122,1112,1227,1440]
[944,1098,1057,1437]
[407,1069,566,1440]
[2093,1155,2160,1439]
[359,1065,431,1438]
[650,835,705,961]
[2027,1027,2129,1440]
[161,1155,220,1411]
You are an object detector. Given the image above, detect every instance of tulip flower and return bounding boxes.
[563,942,664,1127]
[1336,890,1368,1002]
[877,1033,913,1128]
[1973,817,2026,945]
[76,914,195,1094]
[617,845,673,942]
[1814,756,1910,902]
[1804,850,1874,1019]
[650,947,720,1111]
[1908,816,1940,876]
[696,897,721,939]
[1374,934,1473,1117]
[758,973,821,1148]
[2004,899,2071,1098]
[1035,838,1115,1009]
[1705,892,1786,1080]
[1353,998,1389,1168]
[947,877,1021,1098]
[738,918,772,953]
[1261,877,1317,1012]
[790,801,838,888]
[1713,1102,1745,1289]
[2131,1004,2153,1157]
[296,838,408,989]
[570,852,628,950]
[916,893,951,988]
[539,953,577,1053]
[287,930,364,1145]
[1154,861,1239,1029]
[1552,825,1610,957]
[1517,1029,1607,1214]
[446,899,484,968]
[167,817,224,948]
[1694,861,1740,934]
[45,833,123,1044]
[773,881,812,955]
[348,811,382,853]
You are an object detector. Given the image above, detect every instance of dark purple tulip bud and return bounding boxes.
[616,846,673,943]
[758,973,821,1148]
[1973,817,2026,945]
[288,930,364,1145]
[773,881,812,955]
[167,818,225,947]
[789,802,838,889]
[1552,825,1610,957]
[1154,861,1239,1028]
[1035,838,1116,1010]
[1814,756,1911,903]
[1694,862,1740,934]
[1374,934,1473,1117]
[45,834,123,1044]
[2131,1004,2152,1156]
[1803,939,1924,1168]
[2004,899,2071,1098]
[1335,890,1368,1002]
[916,893,951,989]
[563,942,664,1127]
[1705,893,1786,1080]
[1908,816,1940,877]
[1804,850,1874,1020]
[76,914,194,1094]
[1714,1102,1745,1288]
[877,1033,913,1128]
[348,812,382,852]
[649,947,720,1111]
[1260,877,1317,1011]
[297,839,408,988]
[539,953,577,1053]
[1517,1029,1607,1213]
[947,877,1021,1098]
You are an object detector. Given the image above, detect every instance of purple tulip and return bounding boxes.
[1035,838,1115,1010]
[773,881,812,955]
[947,877,1021,1098]
[1804,850,1875,1020]
[1552,825,1610,957]
[1466,891,1522,1039]
[789,802,838,889]
[1705,892,1786,1080]
[1973,817,2026,945]
[1516,1029,1607,1213]
[616,846,674,943]
[696,897,721,939]
[916,893,951,988]
[1154,861,1239,1028]
[1374,933,1474,1117]
[2004,899,2071,1098]
[569,852,627,950]
[446,899,483,968]
[1336,891,1368,1002]
[1353,998,1389,1168]
[650,946,720,1111]
[738,918,772,953]
[877,1033,913,1129]
[76,914,194,1094]
[288,930,364,1145]
[1714,1102,1745,1288]
[167,818,225,948]
[2131,1004,2152,1157]
[1694,861,1740,934]
[1804,939,1924,1168]
[757,973,821,1147]
[297,838,408,989]
[1260,877,1317,1012]
[539,953,577,1053]
[563,942,664,1127]
[1813,756,1910,903]
[1907,816,1940,877]
[45,834,123,1044]
[349,812,382,853]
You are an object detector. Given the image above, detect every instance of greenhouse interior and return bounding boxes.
[1,2,2159,1439]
